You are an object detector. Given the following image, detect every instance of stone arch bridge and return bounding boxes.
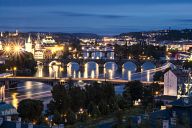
[36,59,182,71]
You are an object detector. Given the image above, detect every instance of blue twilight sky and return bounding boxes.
[1,0,192,34]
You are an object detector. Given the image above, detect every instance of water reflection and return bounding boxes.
[141,62,156,81]
[84,62,99,78]
[5,61,165,109]
[5,82,52,109]
[35,65,43,77]
[11,93,19,109]
[104,62,118,79]
[34,61,159,82]
[122,62,137,80]
[67,62,80,78]
[0,85,5,101]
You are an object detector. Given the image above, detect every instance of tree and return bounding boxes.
[124,81,143,102]
[98,100,110,115]
[142,87,154,110]
[87,102,100,118]
[5,52,37,73]
[17,99,43,123]
[116,95,130,110]
[122,87,133,108]
[68,87,86,112]
[153,71,164,81]
[115,110,123,124]
[108,97,119,112]
[85,82,114,105]
[66,109,76,125]
[48,84,71,117]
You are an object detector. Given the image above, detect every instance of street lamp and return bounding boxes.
[13,67,17,76]
[14,45,21,53]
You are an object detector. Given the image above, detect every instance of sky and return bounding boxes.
[1,0,192,35]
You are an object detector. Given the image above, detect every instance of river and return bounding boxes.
[5,61,159,109]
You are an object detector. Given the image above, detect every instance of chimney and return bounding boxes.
[28,123,33,128]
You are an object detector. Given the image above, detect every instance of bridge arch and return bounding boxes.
[141,61,156,71]
[67,62,80,78]
[84,61,99,78]
[104,62,118,71]
[49,61,61,67]
[67,62,80,71]
[122,61,137,72]
[85,61,99,70]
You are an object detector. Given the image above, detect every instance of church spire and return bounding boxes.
[27,34,31,43]
[0,41,3,50]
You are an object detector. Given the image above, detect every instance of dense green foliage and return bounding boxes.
[153,71,164,81]
[0,52,37,73]
[17,99,43,123]
[47,81,131,125]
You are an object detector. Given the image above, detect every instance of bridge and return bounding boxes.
[36,58,181,72]
[0,76,164,89]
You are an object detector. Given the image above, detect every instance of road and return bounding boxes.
[0,76,164,85]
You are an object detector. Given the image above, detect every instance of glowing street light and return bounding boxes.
[14,45,21,52]
[4,45,11,53]
[13,67,17,71]
[13,67,17,76]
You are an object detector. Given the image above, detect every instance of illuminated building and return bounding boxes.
[0,41,2,51]
[35,34,42,50]
[34,50,44,60]
[25,35,33,54]
[164,69,190,97]
[42,36,56,45]
[0,32,3,37]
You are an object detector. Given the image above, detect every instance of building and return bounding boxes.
[0,118,50,128]
[150,96,192,128]
[0,41,3,51]
[0,102,18,120]
[164,69,190,96]
[25,35,33,54]
[34,50,44,60]
[0,32,3,37]
[42,36,56,45]
[35,34,42,50]
[166,42,192,52]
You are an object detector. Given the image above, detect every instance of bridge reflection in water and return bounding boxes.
[35,61,171,82]
[3,62,173,109]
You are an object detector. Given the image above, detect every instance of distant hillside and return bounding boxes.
[118,29,192,41]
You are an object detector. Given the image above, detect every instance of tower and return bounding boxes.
[35,33,41,50]
[25,34,33,53]
[0,32,3,37]
[0,41,2,50]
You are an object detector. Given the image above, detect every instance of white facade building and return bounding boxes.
[34,50,44,60]
[164,70,189,96]
[25,35,33,54]
[0,41,3,50]
[42,36,56,45]
[164,70,178,96]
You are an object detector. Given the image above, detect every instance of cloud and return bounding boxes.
[51,11,132,19]
[177,19,192,23]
